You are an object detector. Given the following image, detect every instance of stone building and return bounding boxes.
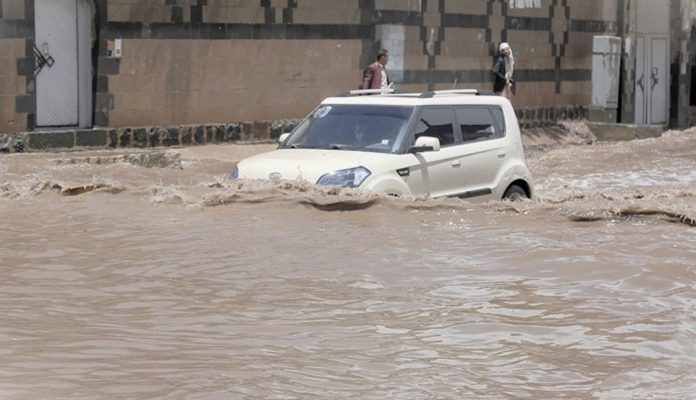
[0,0,695,140]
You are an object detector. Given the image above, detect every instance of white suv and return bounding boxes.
[232,89,533,200]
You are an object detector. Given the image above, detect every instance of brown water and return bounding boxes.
[1,130,696,399]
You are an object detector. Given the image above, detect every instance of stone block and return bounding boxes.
[14,94,33,113]
[224,123,241,142]
[148,127,161,147]
[13,133,25,152]
[578,106,588,120]
[2,1,26,20]
[213,125,225,143]
[95,92,115,112]
[133,127,147,147]
[95,111,109,127]
[251,121,270,140]
[16,57,34,77]
[270,119,298,139]
[97,57,120,75]
[161,127,180,146]
[28,131,75,150]
[558,108,568,120]
[181,126,192,145]
[240,122,253,140]
[193,125,205,144]
[0,133,13,153]
[118,128,132,147]
[205,125,216,143]
[108,129,118,148]
[76,129,108,147]
[0,133,9,152]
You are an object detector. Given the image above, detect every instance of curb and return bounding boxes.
[1,106,589,154]
[0,120,301,153]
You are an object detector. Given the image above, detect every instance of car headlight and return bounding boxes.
[230,166,239,180]
[317,167,371,188]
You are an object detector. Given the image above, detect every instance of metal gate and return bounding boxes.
[634,35,668,125]
[35,0,80,127]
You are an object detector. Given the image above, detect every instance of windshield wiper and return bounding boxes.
[327,144,361,150]
[289,144,362,150]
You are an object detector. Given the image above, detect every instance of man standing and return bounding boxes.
[361,50,393,90]
[492,42,515,98]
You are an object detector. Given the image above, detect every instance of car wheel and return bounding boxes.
[503,184,527,201]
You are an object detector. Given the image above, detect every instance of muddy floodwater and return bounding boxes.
[1,129,696,399]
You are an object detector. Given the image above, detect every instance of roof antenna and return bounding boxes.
[451,78,458,90]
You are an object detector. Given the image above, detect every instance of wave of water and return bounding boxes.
[0,179,125,199]
[3,173,696,227]
[2,131,696,228]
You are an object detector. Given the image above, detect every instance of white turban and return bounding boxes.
[499,42,514,79]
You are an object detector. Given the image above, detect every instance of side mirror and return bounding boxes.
[408,136,440,153]
[278,133,290,143]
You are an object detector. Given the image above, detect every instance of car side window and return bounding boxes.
[413,108,456,146]
[456,107,505,143]
[491,108,506,136]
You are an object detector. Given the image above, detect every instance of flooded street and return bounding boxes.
[1,130,696,399]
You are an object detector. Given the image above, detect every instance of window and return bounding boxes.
[456,107,505,143]
[491,108,506,134]
[413,108,455,146]
[509,0,540,8]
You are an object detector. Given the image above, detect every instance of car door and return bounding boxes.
[453,106,507,198]
[404,107,464,198]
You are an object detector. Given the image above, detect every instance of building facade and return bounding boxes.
[0,0,695,136]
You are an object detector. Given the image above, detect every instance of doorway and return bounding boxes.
[34,0,94,128]
[633,0,669,125]
[635,35,668,125]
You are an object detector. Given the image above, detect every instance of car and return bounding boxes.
[231,88,533,201]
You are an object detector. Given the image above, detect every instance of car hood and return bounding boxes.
[237,148,398,183]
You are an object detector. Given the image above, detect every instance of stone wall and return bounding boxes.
[671,0,696,128]
[93,0,617,128]
[0,0,647,135]
[95,0,367,127]
[0,0,32,133]
[0,119,299,153]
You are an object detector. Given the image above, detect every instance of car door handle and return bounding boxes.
[451,160,461,168]
[497,151,506,158]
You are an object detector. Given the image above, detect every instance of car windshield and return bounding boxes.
[282,105,414,153]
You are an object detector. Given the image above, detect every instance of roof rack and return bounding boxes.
[335,88,408,97]
[418,89,496,98]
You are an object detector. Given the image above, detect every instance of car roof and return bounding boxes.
[321,89,511,107]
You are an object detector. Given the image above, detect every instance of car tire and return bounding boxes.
[503,184,527,201]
